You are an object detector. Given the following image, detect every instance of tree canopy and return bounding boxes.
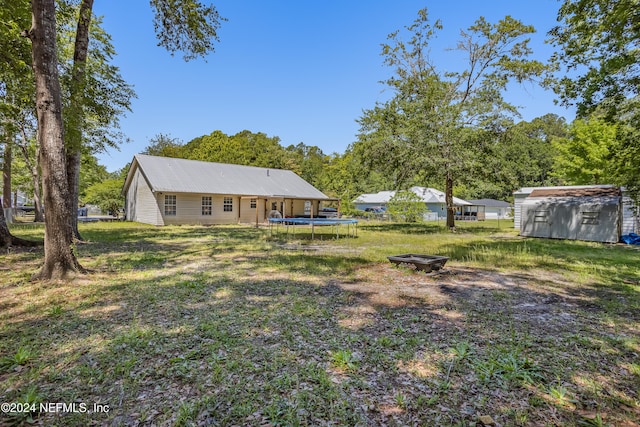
[357,9,545,228]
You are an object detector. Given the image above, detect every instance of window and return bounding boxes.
[164,195,176,216]
[250,198,257,209]
[223,197,233,212]
[202,196,212,216]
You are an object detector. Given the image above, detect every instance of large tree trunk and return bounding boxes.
[30,0,83,279]
[2,141,11,209]
[445,171,455,230]
[67,0,94,242]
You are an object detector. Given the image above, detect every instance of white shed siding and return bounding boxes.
[126,169,163,226]
[622,195,638,234]
[161,194,240,225]
[513,193,528,229]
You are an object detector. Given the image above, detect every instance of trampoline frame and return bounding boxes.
[268,217,358,239]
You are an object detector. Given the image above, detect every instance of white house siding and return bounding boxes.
[126,169,163,225]
[484,207,510,220]
[161,194,239,225]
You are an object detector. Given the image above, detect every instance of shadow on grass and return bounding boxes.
[1,251,639,426]
[2,222,639,425]
[359,221,512,235]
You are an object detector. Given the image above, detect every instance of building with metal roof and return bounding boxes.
[353,186,471,219]
[123,154,334,226]
[513,184,638,237]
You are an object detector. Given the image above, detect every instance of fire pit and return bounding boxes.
[387,254,449,273]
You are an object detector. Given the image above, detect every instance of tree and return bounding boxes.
[25,0,225,279]
[1,137,11,208]
[387,190,427,222]
[357,9,545,228]
[83,179,123,216]
[142,133,184,157]
[28,0,82,279]
[552,115,617,185]
[548,0,640,199]
[182,130,289,169]
[16,118,45,222]
[548,0,639,118]
[0,203,40,247]
[1,0,44,237]
[470,114,566,200]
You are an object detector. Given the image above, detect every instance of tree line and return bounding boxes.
[1,0,638,279]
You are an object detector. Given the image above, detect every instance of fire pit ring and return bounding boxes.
[387,254,449,273]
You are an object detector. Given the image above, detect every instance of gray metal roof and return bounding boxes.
[126,154,331,200]
[353,186,470,206]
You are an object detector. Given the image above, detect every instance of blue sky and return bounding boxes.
[93,0,573,172]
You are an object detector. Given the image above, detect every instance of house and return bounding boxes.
[354,186,472,219]
[467,199,512,220]
[123,154,335,226]
[513,185,638,237]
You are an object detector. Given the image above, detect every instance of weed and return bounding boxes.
[0,347,34,372]
[330,349,359,372]
[394,391,407,409]
[376,336,393,348]
[451,341,472,361]
[1,221,639,426]
[48,304,64,317]
[578,413,606,427]
[5,385,43,423]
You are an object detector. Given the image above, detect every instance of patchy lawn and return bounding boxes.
[1,221,639,426]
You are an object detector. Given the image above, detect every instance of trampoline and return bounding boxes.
[268,217,358,239]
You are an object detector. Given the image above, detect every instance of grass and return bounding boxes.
[1,220,639,426]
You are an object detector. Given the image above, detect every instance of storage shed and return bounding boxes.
[520,187,622,243]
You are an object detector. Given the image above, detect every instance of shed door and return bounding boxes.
[521,205,552,238]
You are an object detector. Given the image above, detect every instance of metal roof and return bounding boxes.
[125,154,332,200]
[529,187,621,198]
[410,186,471,206]
[353,190,396,204]
[513,184,617,196]
[354,186,470,206]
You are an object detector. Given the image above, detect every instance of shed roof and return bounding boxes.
[124,154,332,200]
[514,184,617,196]
[529,187,621,198]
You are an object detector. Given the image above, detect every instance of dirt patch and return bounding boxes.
[332,263,608,332]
